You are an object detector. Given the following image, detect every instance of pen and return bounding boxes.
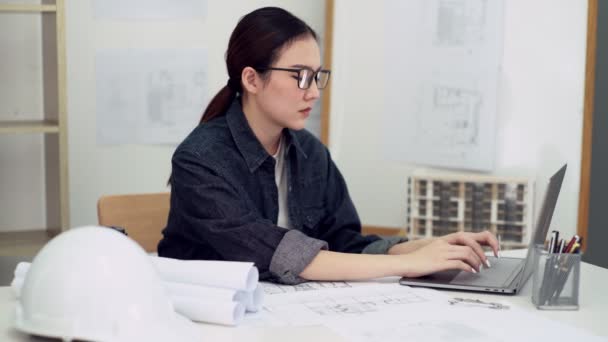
[563,235,579,253]
[498,235,501,258]
[570,242,581,254]
[541,231,560,304]
[552,231,560,253]
[549,238,567,304]
[547,231,557,253]
[539,232,556,304]
[551,242,582,302]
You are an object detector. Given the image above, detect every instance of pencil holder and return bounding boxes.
[531,245,581,310]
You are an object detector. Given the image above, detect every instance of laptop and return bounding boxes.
[399,164,567,294]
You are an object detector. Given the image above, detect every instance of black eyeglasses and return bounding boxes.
[255,66,331,90]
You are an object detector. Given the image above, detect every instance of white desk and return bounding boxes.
[1,251,607,341]
[443,260,608,337]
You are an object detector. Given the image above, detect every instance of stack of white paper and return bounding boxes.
[11,256,263,326]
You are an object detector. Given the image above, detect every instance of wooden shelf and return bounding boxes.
[0,120,59,134]
[0,4,56,12]
[1,0,70,234]
[0,230,58,256]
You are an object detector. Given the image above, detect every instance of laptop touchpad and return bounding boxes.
[450,257,523,287]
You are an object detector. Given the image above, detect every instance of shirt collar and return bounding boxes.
[226,98,307,173]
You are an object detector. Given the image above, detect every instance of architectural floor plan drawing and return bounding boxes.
[246,282,598,342]
[383,0,503,171]
[250,283,441,328]
[434,0,489,47]
[96,48,207,145]
[303,291,428,316]
[416,83,482,148]
[262,281,352,295]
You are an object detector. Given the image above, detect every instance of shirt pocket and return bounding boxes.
[299,171,324,188]
[298,173,325,205]
[297,171,326,233]
[301,206,326,234]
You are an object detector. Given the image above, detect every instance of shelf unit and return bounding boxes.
[0,1,69,251]
[406,170,534,250]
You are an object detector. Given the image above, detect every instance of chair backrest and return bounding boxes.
[97,193,170,253]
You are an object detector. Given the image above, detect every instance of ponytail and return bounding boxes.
[200,7,317,124]
[199,83,238,123]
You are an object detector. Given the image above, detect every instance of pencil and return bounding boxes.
[498,235,501,258]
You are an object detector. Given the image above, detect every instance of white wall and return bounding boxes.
[64,0,326,227]
[1,0,588,237]
[329,0,588,238]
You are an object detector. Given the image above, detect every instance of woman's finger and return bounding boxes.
[445,260,476,273]
[448,245,482,272]
[460,234,490,267]
[475,231,500,257]
[447,233,487,268]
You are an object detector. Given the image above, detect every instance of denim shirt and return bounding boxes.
[158,98,405,284]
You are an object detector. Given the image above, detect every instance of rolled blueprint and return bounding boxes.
[14,258,258,292]
[13,262,29,279]
[164,281,248,304]
[245,285,264,313]
[151,256,258,291]
[10,277,24,298]
[12,274,253,325]
[171,295,246,326]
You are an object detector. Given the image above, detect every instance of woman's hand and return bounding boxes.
[389,230,500,277]
[390,230,498,254]
[439,231,500,264]
[396,238,483,277]
[298,231,500,281]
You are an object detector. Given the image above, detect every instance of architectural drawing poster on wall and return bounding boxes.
[96,49,208,145]
[93,0,207,20]
[383,0,504,171]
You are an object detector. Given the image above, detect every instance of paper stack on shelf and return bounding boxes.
[11,256,263,326]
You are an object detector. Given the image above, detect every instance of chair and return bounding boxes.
[97,193,170,253]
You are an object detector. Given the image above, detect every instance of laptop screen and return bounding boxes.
[517,164,567,286]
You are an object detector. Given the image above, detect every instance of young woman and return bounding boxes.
[158,7,499,284]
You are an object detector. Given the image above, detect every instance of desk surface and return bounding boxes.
[1,251,607,341]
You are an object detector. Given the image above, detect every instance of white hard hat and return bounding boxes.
[15,226,201,342]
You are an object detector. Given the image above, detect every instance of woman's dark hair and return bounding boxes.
[200,7,318,123]
[168,7,317,186]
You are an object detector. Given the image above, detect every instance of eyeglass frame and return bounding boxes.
[254,66,331,90]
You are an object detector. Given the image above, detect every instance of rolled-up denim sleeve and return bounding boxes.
[270,230,328,284]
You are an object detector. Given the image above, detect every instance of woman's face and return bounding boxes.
[256,36,322,131]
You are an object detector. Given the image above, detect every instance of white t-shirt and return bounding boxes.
[272,137,291,229]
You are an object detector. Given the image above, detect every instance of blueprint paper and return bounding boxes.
[244,281,604,342]
[245,285,264,312]
[95,48,207,145]
[151,257,258,291]
[383,0,504,171]
[164,281,248,303]
[12,259,259,325]
[93,0,206,20]
[14,258,257,292]
[172,294,245,326]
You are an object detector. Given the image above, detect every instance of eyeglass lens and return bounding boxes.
[299,69,330,89]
